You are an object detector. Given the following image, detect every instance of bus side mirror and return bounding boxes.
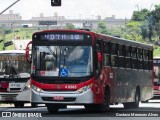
[97,52,102,63]
[26,41,32,64]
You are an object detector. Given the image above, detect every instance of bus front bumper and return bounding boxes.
[31,88,94,104]
[0,92,18,102]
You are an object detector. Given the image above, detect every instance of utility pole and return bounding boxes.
[0,0,21,15]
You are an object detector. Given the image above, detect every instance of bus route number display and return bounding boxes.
[40,34,84,41]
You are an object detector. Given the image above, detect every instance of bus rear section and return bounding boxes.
[0,50,31,107]
[153,58,160,99]
[29,29,153,113]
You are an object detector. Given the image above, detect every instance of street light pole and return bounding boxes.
[0,0,21,15]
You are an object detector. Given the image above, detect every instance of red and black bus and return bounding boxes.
[26,29,153,113]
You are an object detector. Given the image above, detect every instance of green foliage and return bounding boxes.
[95,22,110,35]
[154,46,160,57]
[0,28,37,50]
[4,29,12,34]
[94,4,160,56]
[126,21,140,27]
[65,23,75,29]
[131,4,160,42]
[132,9,150,21]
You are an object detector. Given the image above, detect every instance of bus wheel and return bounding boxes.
[124,90,140,109]
[102,91,110,111]
[14,103,19,108]
[84,104,95,111]
[31,103,38,107]
[85,92,110,112]
[132,90,140,108]
[46,104,59,113]
[19,103,24,108]
[14,103,24,108]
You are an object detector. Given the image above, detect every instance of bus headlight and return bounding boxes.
[23,84,31,91]
[32,85,42,93]
[78,84,93,93]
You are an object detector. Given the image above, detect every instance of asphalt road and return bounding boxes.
[0,101,160,120]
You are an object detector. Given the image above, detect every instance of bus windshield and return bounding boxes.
[0,53,30,78]
[33,45,93,77]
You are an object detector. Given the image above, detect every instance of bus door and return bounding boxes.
[94,40,104,103]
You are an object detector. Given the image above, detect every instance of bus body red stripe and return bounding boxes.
[31,77,94,91]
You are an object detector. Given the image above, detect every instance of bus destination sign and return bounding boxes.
[40,34,84,41]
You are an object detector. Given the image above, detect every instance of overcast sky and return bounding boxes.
[0,0,159,20]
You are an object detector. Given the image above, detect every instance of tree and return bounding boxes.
[65,23,75,29]
[140,20,149,40]
[96,22,109,34]
[131,9,150,21]
[150,5,160,41]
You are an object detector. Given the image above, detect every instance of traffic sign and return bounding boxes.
[38,21,57,25]
[51,0,61,6]
[60,68,68,77]
[0,39,3,43]
[4,41,13,47]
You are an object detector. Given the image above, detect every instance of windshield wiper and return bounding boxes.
[47,46,57,58]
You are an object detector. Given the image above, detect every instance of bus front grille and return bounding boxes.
[9,88,21,91]
[42,97,76,102]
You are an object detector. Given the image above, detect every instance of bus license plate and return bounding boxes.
[53,96,64,100]
[9,83,21,88]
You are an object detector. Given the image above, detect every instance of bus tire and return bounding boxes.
[131,90,140,108]
[101,90,110,111]
[31,103,38,107]
[14,103,24,108]
[46,104,64,113]
[84,104,95,111]
[123,89,140,109]
[19,103,24,108]
[14,103,19,108]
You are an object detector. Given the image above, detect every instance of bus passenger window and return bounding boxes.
[103,42,110,54]
[125,46,131,68]
[103,55,110,66]
[138,49,143,69]
[148,50,153,70]
[131,47,137,69]
[103,42,110,66]
[111,43,118,67]
[143,50,149,70]
[118,45,125,68]
[131,47,137,58]
[96,40,102,51]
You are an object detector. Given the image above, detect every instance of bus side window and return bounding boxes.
[131,47,138,69]
[103,41,110,66]
[143,49,149,70]
[95,39,102,76]
[148,50,153,70]
[96,40,102,51]
[125,45,131,68]
[118,44,125,68]
[138,48,143,69]
[111,43,118,67]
